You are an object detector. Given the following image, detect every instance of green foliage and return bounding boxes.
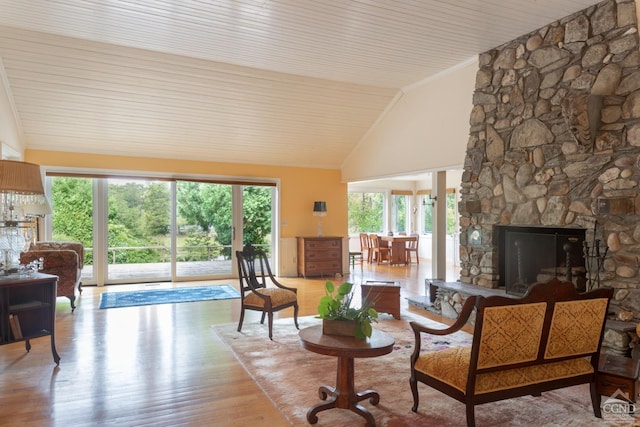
[447,192,458,235]
[177,183,272,259]
[392,194,406,233]
[51,177,273,266]
[348,192,383,233]
[52,177,93,244]
[316,281,378,340]
[242,186,272,246]
[423,193,457,234]
[51,177,94,264]
[143,183,170,235]
[180,230,219,261]
[424,198,433,233]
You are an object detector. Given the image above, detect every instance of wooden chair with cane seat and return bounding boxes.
[236,244,299,340]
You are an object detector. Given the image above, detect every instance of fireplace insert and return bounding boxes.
[496,225,586,296]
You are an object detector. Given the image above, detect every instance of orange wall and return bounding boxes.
[25,150,348,239]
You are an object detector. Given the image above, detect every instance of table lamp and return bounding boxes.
[313,201,327,236]
[0,160,48,273]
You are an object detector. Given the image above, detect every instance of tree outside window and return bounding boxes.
[421,191,458,235]
[348,192,383,233]
[391,194,407,233]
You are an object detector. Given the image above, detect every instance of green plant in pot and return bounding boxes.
[317,281,378,340]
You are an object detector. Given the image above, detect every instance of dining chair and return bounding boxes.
[406,233,419,264]
[236,244,299,340]
[369,234,390,264]
[359,232,371,263]
[349,249,363,270]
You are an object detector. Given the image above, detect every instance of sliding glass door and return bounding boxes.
[175,181,234,279]
[50,176,95,283]
[242,185,274,254]
[106,178,172,282]
[47,174,276,285]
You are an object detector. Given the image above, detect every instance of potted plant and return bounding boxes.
[317,281,378,340]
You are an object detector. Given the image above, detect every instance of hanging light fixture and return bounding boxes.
[0,160,48,273]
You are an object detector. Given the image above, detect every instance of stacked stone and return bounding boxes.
[459,0,640,317]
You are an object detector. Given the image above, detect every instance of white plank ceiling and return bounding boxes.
[0,0,600,168]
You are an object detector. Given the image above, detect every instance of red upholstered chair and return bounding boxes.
[236,244,299,340]
[20,241,84,312]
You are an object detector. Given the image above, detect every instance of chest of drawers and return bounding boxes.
[297,236,342,278]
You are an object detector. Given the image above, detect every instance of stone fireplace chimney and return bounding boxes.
[459,0,640,319]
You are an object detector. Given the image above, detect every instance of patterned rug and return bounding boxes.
[213,313,636,427]
[99,285,240,309]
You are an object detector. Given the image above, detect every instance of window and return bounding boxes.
[48,173,276,285]
[420,192,434,234]
[391,193,409,233]
[348,192,383,233]
[419,189,457,235]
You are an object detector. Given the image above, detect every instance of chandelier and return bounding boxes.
[0,160,50,273]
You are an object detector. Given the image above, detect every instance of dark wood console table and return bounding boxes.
[299,325,395,426]
[0,272,60,364]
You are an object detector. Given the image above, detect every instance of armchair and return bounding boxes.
[20,241,84,312]
[236,243,299,340]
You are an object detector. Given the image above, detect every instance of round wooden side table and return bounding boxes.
[299,325,395,426]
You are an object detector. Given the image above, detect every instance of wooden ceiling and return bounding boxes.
[0,0,599,168]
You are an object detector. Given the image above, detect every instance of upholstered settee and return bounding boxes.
[20,241,84,312]
[409,278,613,427]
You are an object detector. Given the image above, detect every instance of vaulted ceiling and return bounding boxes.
[0,0,599,169]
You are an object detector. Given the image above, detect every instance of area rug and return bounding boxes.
[213,313,636,427]
[99,285,240,309]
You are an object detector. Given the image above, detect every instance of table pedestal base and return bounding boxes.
[306,356,379,427]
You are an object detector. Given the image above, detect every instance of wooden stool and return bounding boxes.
[361,281,401,320]
[597,353,640,402]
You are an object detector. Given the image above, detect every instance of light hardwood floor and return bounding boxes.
[0,258,460,427]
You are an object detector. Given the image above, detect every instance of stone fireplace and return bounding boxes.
[458,0,640,322]
[497,225,586,295]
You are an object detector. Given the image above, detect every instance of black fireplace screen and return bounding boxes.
[497,225,586,296]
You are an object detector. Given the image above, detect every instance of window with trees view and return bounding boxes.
[391,193,408,233]
[420,190,458,235]
[49,175,274,284]
[348,192,383,233]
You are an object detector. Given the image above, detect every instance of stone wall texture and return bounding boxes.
[459,0,640,318]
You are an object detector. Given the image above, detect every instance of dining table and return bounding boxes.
[380,235,417,266]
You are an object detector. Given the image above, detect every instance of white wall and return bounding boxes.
[341,58,478,183]
[0,61,24,158]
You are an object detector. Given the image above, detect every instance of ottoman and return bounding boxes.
[361,281,401,320]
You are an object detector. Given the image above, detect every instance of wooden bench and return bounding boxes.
[409,278,614,427]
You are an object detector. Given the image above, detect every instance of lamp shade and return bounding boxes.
[0,160,45,195]
[313,201,327,216]
[22,200,52,217]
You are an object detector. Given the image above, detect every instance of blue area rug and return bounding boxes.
[99,285,240,309]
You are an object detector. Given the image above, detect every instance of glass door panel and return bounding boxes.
[242,185,273,253]
[106,179,171,282]
[176,181,233,279]
[50,176,94,284]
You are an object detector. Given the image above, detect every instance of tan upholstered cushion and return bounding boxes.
[244,288,296,308]
[414,346,594,394]
[545,298,609,359]
[478,302,546,369]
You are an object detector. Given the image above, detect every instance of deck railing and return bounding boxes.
[79,244,272,281]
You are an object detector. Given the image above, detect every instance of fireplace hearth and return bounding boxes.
[496,225,586,296]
